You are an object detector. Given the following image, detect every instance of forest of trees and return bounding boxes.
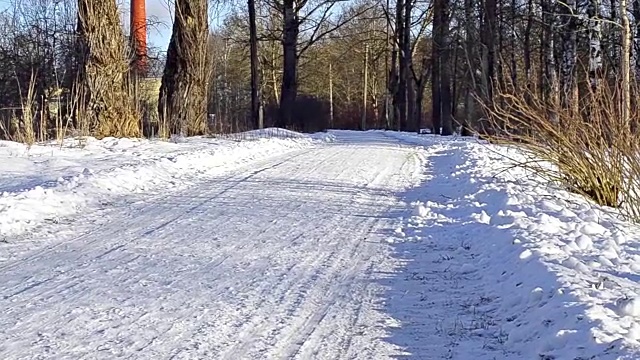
[0,0,636,141]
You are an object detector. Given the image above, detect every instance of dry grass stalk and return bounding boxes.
[14,70,37,146]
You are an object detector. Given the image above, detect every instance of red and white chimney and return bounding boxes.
[131,0,148,75]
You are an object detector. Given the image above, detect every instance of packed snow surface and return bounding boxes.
[2,130,640,359]
[0,128,330,245]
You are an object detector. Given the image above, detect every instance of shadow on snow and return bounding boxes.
[375,140,617,359]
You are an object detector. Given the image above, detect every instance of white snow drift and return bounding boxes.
[386,131,640,359]
[0,129,332,241]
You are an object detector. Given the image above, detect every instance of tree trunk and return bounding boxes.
[431,61,442,134]
[622,0,631,126]
[633,0,640,79]
[385,0,392,129]
[481,0,496,103]
[278,0,299,129]
[542,0,559,123]
[559,0,578,116]
[248,0,263,129]
[403,0,415,131]
[524,0,533,102]
[362,44,368,130]
[329,61,334,128]
[158,0,209,136]
[588,0,602,88]
[510,0,517,88]
[416,85,425,132]
[394,0,406,131]
[414,54,431,132]
[77,0,139,138]
[462,0,476,136]
[611,0,620,72]
[441,42,454,135]
[432,0,453,135]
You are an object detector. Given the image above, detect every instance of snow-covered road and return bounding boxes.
[0,132,427,359]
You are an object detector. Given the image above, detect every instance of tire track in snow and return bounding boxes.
[0,148,318,301]
[37,146,348,358]
[0,147,316,273]
[0,149,321,354]
[208,147,360,359]
[0,132,427,359]
[281,156,415,360]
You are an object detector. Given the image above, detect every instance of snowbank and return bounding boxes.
[383,130,640,359]
[0,130,333,240]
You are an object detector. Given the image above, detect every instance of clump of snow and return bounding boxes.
[380,130,640,359]
[0,130,330,240]
[616,297,640,317]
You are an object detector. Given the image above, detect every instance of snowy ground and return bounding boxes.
[0,129,330,258]
[2,130,640,359]
[385,131,640,359]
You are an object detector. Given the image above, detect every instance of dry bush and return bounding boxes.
[479,79,640,221]
[77,0,141,139]
[17,70,37,145]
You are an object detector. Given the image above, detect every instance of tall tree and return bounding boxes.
[480,0,496,105]
[558,0,578,115]
[431,0,453,135]
[462,0,477,136]
[393,0,406,130]
[541,0,558,121]
[621,0,631,126]
[77,0,139,138]
[248,0,263,129]
[158,0,209,136]
[277,0,299,128]
[268,0,374,129]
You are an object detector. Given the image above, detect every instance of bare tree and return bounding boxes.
[265,0,373,129]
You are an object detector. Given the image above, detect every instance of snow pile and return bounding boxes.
[0,130,331,240]
[382,131,640,359]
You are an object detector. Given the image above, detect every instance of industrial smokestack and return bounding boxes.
[130,0,148,75]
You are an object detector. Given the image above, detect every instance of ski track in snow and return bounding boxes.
[0,131,428,360]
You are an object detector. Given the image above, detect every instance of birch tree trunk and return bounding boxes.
[621,0,631,127]
[633,0,640,78]
[542,0,559,123]
[559,0,578,116]
[588,0,602,89]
